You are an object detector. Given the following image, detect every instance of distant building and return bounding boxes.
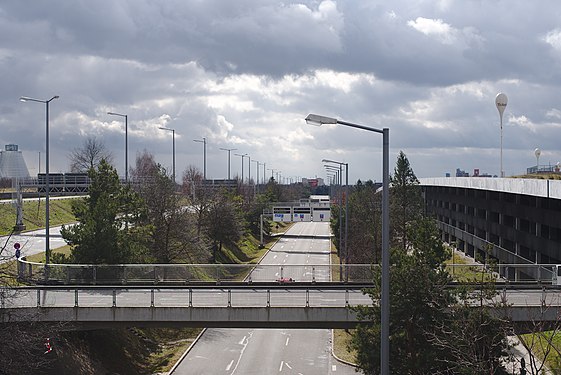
[455,168,469,177]
[0,144,30,179]
[301,177,324,187]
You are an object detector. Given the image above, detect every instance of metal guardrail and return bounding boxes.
[3,285,372,309]
[16,259,376,285]
[16,258,560,285]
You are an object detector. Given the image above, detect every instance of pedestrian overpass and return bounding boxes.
[3,285,561,329]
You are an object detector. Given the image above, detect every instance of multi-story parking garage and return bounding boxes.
[420,177,561,280]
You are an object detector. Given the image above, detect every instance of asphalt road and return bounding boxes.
[0,225,67,262]
[172,221,359,375]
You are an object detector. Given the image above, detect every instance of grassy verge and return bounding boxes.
[519,332,561,372]
[331,238,358,365]
[0,197,81,235]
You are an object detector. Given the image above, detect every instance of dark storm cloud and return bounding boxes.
[2,0,561,182]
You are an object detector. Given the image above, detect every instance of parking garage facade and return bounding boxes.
[420,178,561,280]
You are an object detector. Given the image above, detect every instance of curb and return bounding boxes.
[331,330,358,368]
[168,328,207,374]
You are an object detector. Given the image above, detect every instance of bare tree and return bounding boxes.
[68,136,114,173]
[131,153,209,263]
[516,293,561,374]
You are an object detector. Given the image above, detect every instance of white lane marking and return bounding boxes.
[285,337,290,346]
[273,255,278,259]
[226,359,234,371]
[279,361,284,371]
[238,336,246,345]
[285,362,293,370]
[332,364,337,371]
[230,331,252,375]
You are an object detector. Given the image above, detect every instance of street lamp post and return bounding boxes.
[219,148,237,180]
[20,95,59,268]
[193,137,207,180]
[253,159,260,186]
[107,112,128,182]
[159,127,176,183]
[248,155,252,184]
[306,113,390,375]
[324,158,349,280]
[234,153,248,182]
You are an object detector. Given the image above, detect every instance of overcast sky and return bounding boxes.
[2,0,561,184]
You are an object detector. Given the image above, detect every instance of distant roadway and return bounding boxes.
[171,221,358,374]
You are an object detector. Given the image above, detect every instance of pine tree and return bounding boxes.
[61,159,147,264]
[390,151,422,250]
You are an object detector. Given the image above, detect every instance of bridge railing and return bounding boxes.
[17,259,558,285]
[446,263,556,284]
[2,285,372,309]
[16,259,376,285]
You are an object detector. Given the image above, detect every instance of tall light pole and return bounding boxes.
[495,93,508,178]
[325,164,343,280]
[248,155,252,184]
[324,158,349,280]
[252,160,260,185]
[159,127,176,183]
[262,162,266,184]
[20,95,59,267]
[234,153,247,182]
[193,137,207,180]
[219,147,237,179]
[107,111,128,182]
[306,113,390,375]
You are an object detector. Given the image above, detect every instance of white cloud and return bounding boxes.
[407,17,458,45]
[544,28,561,50]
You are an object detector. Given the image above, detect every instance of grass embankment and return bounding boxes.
[0,197,78,235]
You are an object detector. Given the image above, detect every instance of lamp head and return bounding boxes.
[305,114,338,126]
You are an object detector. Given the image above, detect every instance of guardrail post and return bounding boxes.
[189,288,192,307]
[306,289,309,307]
[312,267,316,283]
[280,266,284,279]
[267,289,270,307]
[74,289,79,307]
[36,289,41,307]
[112,289,117,307]
[541,287,547,308]
[228,290,231,307]
[151,289,155,307]
[93,266,97,285]
[345,289,349,306]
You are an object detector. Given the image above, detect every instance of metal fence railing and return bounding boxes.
[16,259,376,285]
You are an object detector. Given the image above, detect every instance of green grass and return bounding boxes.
[0,197,81,235]
[519,331,561,372]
